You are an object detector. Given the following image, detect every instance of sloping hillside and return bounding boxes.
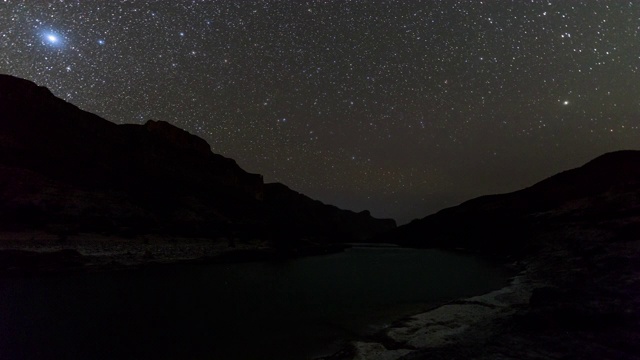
[0,74,395,242]
[377,150,640,254]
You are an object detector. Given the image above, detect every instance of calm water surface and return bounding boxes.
[0,246,509,359]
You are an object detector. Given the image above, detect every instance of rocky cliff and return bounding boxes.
[265,182,397,242]
[330,151,640,360]
[0,74,395,242]
[377,150,640,254]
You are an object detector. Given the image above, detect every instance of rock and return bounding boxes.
[329,151,640,360]
[0,249,86,273]
[529,286,567,308]
[144,119,211,156]
[0,74,395,243]
[376,150,640,254]
[264,183,396,242]
[352,342,411,360]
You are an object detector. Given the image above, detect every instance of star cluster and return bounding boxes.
[2,1,639,223]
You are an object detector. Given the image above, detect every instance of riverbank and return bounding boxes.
[1,245,508,360]
[320,270,534,360]
[0,231,349,275]
[322,230,640,360]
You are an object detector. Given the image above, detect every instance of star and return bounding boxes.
[41,32,63,47]
[2,1,638,223]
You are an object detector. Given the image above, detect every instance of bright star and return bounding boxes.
[98,39,105,45]
[563,100,570,105]
[41,31,64,47]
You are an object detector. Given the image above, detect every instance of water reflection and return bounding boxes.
[0,247,508,360]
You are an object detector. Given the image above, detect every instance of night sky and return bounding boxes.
[2,1,639,223]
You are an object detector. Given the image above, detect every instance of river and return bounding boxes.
[0,246,509,359]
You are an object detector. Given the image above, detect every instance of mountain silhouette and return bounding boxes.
[376,150,640,254]
[0,74,395,243]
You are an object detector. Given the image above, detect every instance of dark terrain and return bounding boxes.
[334,150,640,359]
[0,74,395,270]
[377,150,640,255]
[1,74,639,359]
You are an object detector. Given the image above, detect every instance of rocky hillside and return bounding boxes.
[377,150,640,254]
[265,182,396,242]
[0,74,395,242]
[328,152,640,360]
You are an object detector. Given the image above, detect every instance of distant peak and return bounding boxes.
[144,119,211,155]
[0,74,54,98]
[585,150,640,166]
[0,74,35,84]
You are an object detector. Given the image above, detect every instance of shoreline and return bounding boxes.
[0,239,513,360]
[317,264,532,360]
[322,234,640,360]
[0,231,350,276]
[5,230,636,359]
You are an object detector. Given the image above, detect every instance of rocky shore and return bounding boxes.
[322,228,640,360]
[335,150,640,360]
[0,231,349,275]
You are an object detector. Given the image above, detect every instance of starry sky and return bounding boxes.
[2,1,639,224]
